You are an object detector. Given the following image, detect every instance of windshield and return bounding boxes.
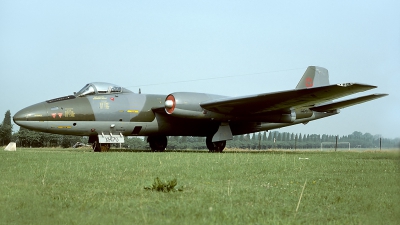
[75,82,131,97]
[76,84,95,96]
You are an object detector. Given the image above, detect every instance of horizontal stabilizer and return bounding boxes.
[310,94,388,112]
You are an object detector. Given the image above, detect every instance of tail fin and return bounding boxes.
[296,66,330,89]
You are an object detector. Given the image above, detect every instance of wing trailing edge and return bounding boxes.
[310,94,388,112]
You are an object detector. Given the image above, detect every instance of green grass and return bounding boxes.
[1,148,399,224]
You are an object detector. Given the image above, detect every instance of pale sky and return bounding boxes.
[1,1,399,139]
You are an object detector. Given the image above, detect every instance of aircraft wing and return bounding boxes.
[309,93,388,112]
[200,83,377,115]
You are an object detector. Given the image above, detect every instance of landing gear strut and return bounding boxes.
[147,136,167,152]
[206,136,226,153]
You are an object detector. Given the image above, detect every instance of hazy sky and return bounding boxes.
[1,1,399,139]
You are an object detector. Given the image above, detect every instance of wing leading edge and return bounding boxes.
[201,83,378,116]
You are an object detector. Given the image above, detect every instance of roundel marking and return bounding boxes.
[305,77,313,87]
[165,94,176,114]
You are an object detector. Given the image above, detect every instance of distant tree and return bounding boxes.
[0,110,12,145]
[263,131,267,141]
[181,136,187,143]
[277,133,281,141]
[331,135,336,142]
[282,132,287,142]
[11,132,18,142]
[239,135,244,141]
[267,132,273,141]
[321,134,326,142]
[363,133,373,140]
[178,136,188,149]
[352,131,363,139]
[16,127,42,147]
[252,133,257,142]
[125,137,147,149]
[56,135,80,148]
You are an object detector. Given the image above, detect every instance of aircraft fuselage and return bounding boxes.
[13,90,336,138]
[14,66,386,152]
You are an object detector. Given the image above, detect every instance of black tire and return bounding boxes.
[148,136,167,152]
[206,136,226,153]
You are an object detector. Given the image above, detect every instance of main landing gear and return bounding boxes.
[147,136,167,152]
[147,135,226,152]
[206,136,226,153]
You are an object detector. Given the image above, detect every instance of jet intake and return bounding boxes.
[164,93,230,120]
[165,95,176,114]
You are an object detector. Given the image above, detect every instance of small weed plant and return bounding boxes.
[144,177,183,192]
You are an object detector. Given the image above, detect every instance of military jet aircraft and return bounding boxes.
[13,66,387,152]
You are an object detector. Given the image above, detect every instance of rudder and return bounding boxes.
[296,66,330,89]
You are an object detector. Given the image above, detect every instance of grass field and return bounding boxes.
[1,148,399,224]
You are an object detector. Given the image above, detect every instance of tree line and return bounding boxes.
[1,110,399,149]
[144,131,398,150]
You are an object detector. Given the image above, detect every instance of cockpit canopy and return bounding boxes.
[75,82,132,97]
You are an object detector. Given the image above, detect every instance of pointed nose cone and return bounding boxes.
[13,102,48,131]
[13,108,28,125]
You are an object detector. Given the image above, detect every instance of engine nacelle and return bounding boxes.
[165,92,230,120]
[264,111,296,123]
[164,93,316,123]
[260,109,314,123]
[295,108,314,120]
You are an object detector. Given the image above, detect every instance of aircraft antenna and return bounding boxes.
[125,67,305,89]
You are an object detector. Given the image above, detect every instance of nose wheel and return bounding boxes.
[206,136,226,153]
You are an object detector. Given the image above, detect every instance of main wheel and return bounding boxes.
[148,136,167,152]
[206,136,226,153]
